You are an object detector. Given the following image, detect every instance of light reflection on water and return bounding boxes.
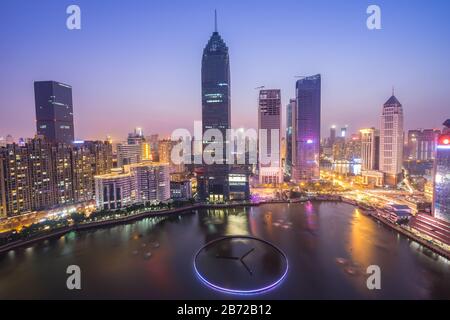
[0,202,449,299]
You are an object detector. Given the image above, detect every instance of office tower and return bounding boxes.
[94,171,135,211]
[200,12,231,201]
[433,120,450,223]
[379,92,404,185]
[258,89,282,184]
[292,74,321,181]
[286,99,296,179]
[34,81,74,144]
[360,128,380,171]
[117,143,142,168]
[329,126,336,145]
[407,129,440,161]
[127,162,170,203]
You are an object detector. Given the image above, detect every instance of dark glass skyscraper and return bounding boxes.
[34,81,74,144]
[292,74,321,181]
[200,14,231,202]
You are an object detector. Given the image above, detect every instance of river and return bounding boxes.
[0,202,449,299]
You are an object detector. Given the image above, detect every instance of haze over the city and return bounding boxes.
[1,0,449,141]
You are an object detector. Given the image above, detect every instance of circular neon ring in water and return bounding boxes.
[193,235,288,295]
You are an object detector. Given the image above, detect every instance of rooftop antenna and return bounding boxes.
[392,86,395,96]
[214,9,218,32]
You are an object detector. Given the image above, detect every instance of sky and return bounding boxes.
[0,0,449,142]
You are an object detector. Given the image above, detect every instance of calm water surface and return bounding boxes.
[1,202,449,299]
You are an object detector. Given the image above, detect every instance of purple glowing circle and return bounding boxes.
[193,236,288,295]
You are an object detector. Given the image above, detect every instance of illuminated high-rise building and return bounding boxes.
[379,93,404,185]
[285,99,296,178]
[258,89,282,184]
[94,171,135,211]
[433,120,450,223]
[117,143,142,168]
[34,81,74,144]
[292,74,321,181]
[360,128,380,171]
[0,144,32,217]
[127,162,170,203]
[200,11,231,201]
[0,138,112,217]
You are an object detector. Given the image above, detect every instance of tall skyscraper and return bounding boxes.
[258,89,282,184]
[360,128,380,171]
[433,120,450,223]
[292,74,321,181]
[285,99,296,178]
[379,93,404,185]
[200,12,231,201]
[34,81,74,144]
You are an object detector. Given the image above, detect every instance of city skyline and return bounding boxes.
[1,0,450,141]
[1,1,450,302]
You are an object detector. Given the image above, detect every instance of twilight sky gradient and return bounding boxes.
[0,0,449,142]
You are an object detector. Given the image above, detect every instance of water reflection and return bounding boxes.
[0,203,449,299]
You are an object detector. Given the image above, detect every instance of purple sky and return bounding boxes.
[0,0,449,142]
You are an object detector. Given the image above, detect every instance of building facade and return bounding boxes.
[117,143,142,168]
[258,89,282,184]
[407,129,440,161]
[379,94,404,185]
[360,128,380,171]
[0,138,112,217]
[433,130,450,223]
[285,99,296,179]
[127,162,170,203]
[292,74,321,181]
[94,171,135,211]
[34,81,75,144]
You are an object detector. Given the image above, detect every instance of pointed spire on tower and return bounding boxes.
[214,9,218,33]
[392,86,395,96]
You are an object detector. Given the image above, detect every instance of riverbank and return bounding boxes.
[1,198,449,260]
[368,212,450,260]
